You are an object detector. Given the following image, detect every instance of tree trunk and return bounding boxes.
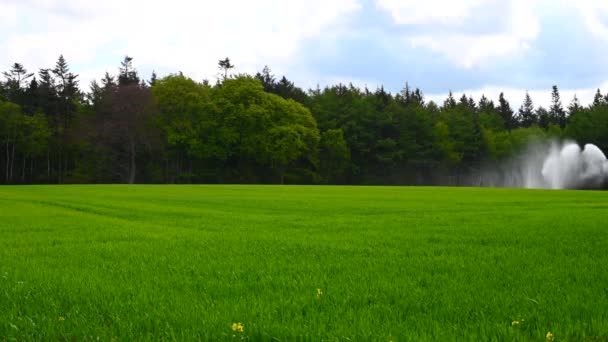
[22,155,26,182]
[47,149,51,182]
[5,139,9,183]
[128,139,136,184]
[278,164,286,184]
[9,143,15,182]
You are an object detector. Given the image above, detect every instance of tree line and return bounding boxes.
[1,55,608,185]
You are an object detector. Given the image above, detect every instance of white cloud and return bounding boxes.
[0,0,361,89]
[578,0,608,40]
[378,0,540,68]
[376,0,491,25]
[0,3,19,28]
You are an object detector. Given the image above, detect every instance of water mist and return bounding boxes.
[481,140,608,189]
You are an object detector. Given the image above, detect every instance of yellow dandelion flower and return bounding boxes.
[546,331,554,341]
[316,288,323,299]
[58,316,65,321]
[231,322,244,333]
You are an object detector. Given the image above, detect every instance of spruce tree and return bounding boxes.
[218,57,234,81]
[443,91,456,110]
[497,92,515,130]
[592,89,604,107]
[568,94,582,121]
[518,91,537,127]
[118,56,139,86]
[536,106,550,129]
[549,85,566,128]
[478,95,495,113]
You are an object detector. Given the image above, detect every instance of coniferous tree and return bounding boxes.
[412,88,424,105]
[549,85,566,128]
[255,66,276,92]
[568,95,583,122]
[536,106,550,129]
[101,72,116,90]
[459,94,469,107]
[2,63,34,89]
[592,89,604,107]
[2,63,34,104]
[518,91,537,127]
[443,91,456,110]
[118,56,140,86]
[51,55,80,129]
[467,96,477,112]
[497,92,515,130]
[399,82,412,105]
[218,57,234,81]
[478,95,495,113]
[149,71,158,87]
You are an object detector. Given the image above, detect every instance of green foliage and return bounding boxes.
[320,129,351,183]
[565,104,608,151]
[212,76,319,182]
[4,56,608,185]
[152,74,220,159]
[0,101,52,183]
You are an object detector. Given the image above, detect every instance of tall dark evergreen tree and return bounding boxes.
[399,82,412,105]
[497,92,515,130]
[270,76,308,104]
[568,94,583,122]
[412,88,424,105]
[118,56,140,86]
[2,63,34,104]
[2,63,34,89]
[518,91,537,127]
[218,57,235,81]
[593,89,604,107]
[549,85,566,128]
[443,91,456,110]
[478,95,495,113]
[536,106,550,129]
[148,71,158,87]
[255,66,276,92]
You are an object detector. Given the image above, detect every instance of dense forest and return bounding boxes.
[1,55,608,185]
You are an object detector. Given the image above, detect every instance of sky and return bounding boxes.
[1,0,608,108]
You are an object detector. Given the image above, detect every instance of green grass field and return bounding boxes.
[1,185,607,341]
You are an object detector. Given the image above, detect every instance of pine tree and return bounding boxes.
[592,89,604,107]
[254,66,275,92]
[459,94,469,107]
[568,94,582,121]
[497,92,515,130]
[52,55,79,125]
[101,72,116,90]
[549,85,566,128]
[37,68,58,119]
[536,106,550,129]
[518,91,537,127]
[148,71,158,87]
[443,91,456,110]
[478,95,495,113]
[218,57,234,81]
[468,96,477,112]
[118,56,139,86]
[2,63,34,104]
[412,88,424,105]
[400,82,411,105]
[2,63,34,89]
